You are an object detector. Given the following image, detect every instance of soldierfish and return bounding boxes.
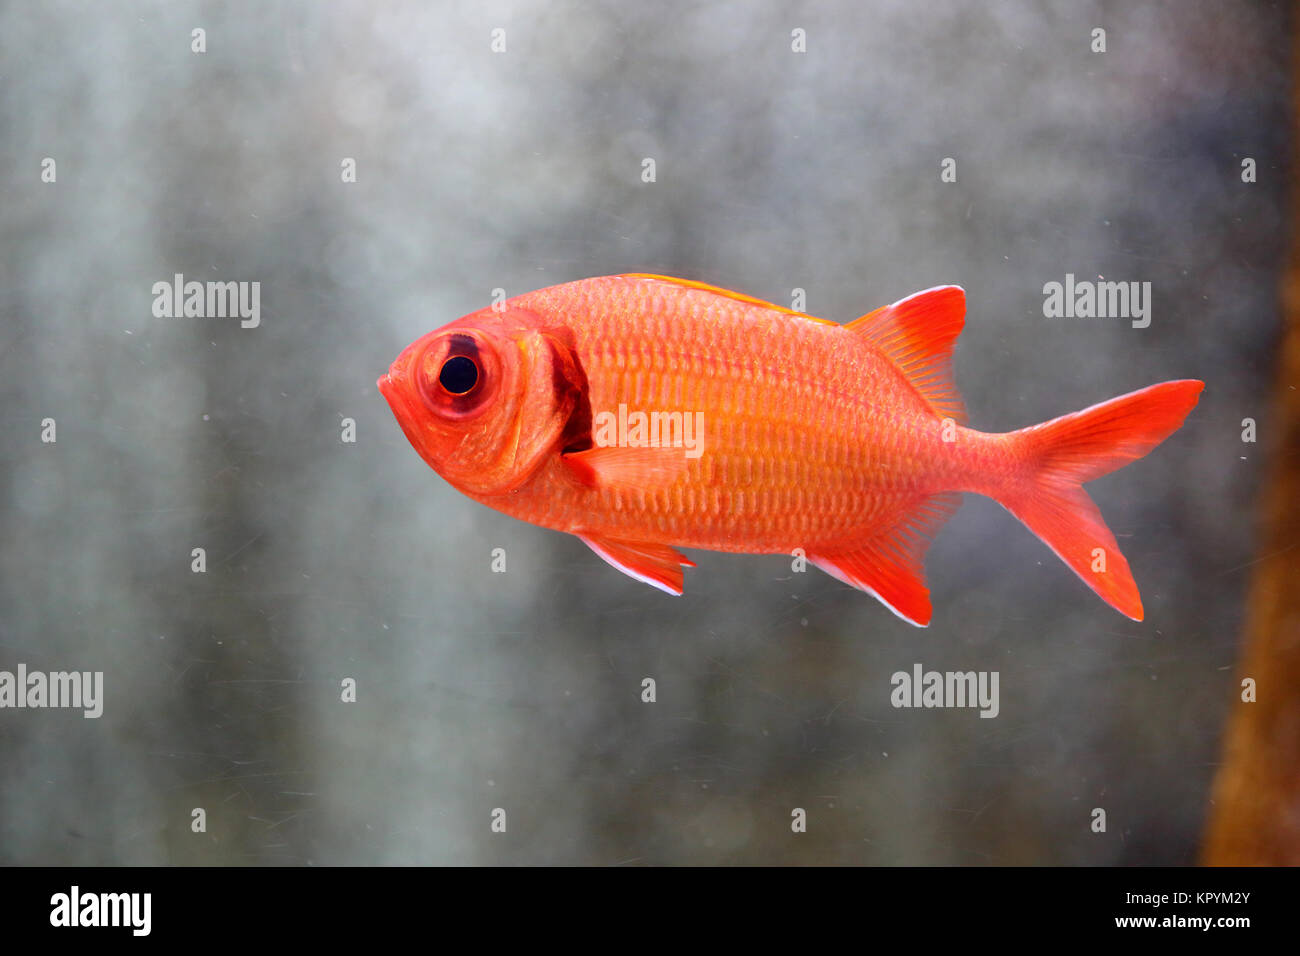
[378,274,1203,625]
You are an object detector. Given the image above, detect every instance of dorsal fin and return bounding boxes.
[620,274,839,326]
[847,285,967,423]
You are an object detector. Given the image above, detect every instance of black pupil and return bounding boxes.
[439,355,478,394]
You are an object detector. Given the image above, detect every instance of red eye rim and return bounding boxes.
[416,331,498,419]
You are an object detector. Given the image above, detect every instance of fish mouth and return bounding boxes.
[378,369,405,405]
[377,367,429,438]
[377,371,405,420]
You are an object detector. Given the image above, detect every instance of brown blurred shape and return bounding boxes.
[1202,29,1300,865]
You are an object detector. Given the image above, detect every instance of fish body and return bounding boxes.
[378,274,1203,625]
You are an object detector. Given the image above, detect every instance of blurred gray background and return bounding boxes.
[0,0,1287,864]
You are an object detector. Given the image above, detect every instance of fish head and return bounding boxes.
[378,308,586,496]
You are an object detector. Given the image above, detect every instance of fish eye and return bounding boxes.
[414,331,497,419]
[439,355,478,394]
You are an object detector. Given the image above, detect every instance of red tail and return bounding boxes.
[996,380,1204,620]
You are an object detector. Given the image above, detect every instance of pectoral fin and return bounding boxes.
[577,533,696,595]
[562,445,690,493]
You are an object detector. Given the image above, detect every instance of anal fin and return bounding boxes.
[808,492,962,627]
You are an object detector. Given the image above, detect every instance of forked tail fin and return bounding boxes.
[996,380,1204,620]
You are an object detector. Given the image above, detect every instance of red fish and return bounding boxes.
[378,274,1203,625]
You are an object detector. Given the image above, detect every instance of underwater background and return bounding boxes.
[0,0,1287,864]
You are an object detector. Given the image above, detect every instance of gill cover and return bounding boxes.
[407,317,585,496]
